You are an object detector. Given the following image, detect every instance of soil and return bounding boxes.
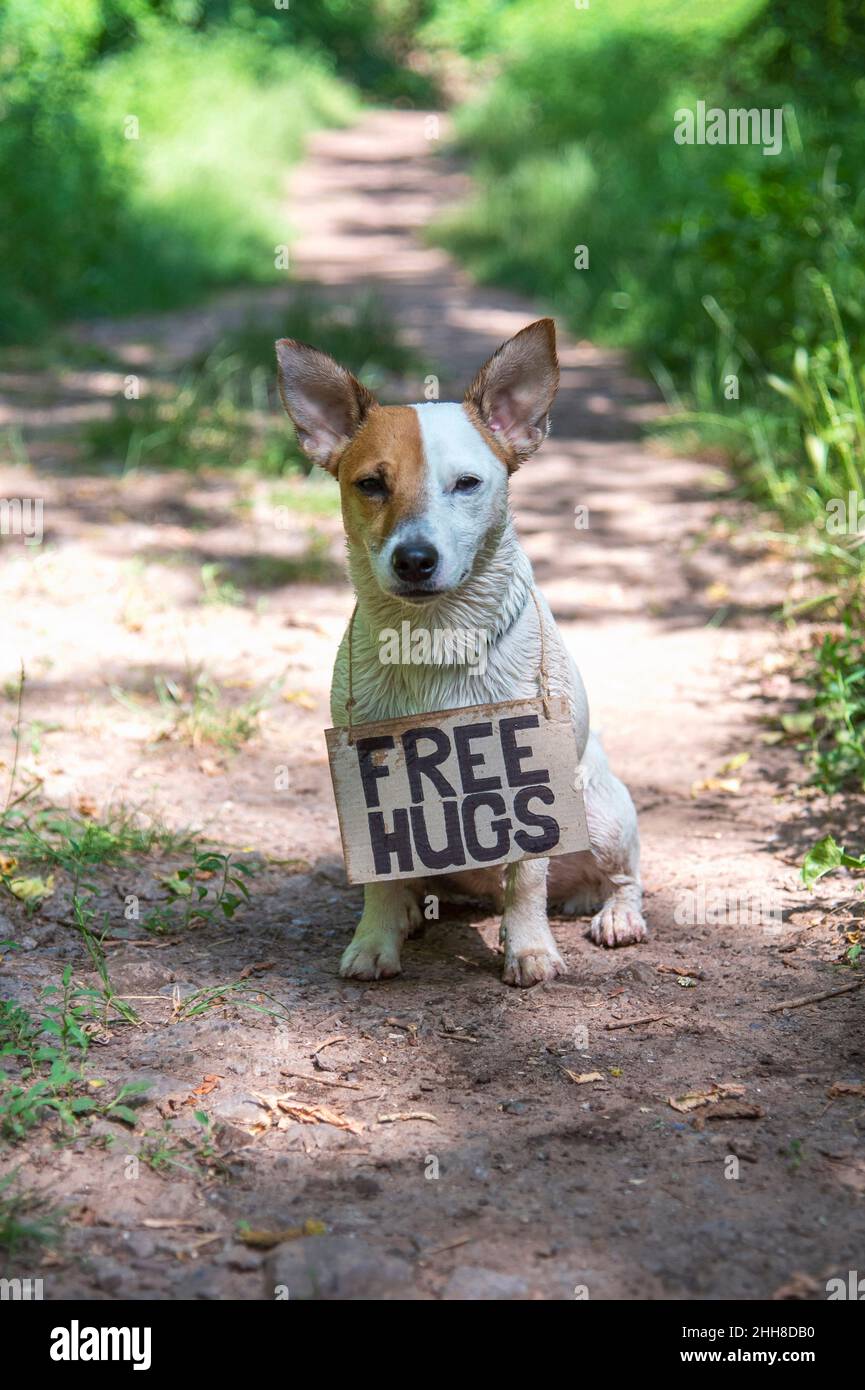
[0,110,862,1302]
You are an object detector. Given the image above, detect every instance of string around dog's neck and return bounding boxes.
[343,587,553,744]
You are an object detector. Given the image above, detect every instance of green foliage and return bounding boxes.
[0,1171,58,1255]
[142,849,254,935]
[800,625,865,793]
[0,803,193,879]
[434,0,865,791]
[0,964,149,1143]
[0,4,355,340]
[801,833,865,888]
[437,0,865,378]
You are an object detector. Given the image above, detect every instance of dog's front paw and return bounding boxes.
[589,900,647,948]
[340,932,402,981]
[502,945,565,989]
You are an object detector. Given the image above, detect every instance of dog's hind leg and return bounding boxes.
[580,732,647,948]
[500,857,565,987]
[340,881,422,980]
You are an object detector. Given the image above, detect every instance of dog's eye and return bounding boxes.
[453,475,481,493]
[355,476,388,499]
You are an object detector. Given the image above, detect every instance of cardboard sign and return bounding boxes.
[325,696,589,885]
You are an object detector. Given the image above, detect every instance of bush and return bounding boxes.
[0,3,354,340]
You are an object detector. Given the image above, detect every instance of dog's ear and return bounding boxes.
[275,339,376,474]
[464,318,559,464]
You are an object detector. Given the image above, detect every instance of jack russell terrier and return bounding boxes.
[276,318,646,987]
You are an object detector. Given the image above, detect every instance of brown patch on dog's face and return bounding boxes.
[338,405,426,546]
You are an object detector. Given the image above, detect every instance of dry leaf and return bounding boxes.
[239,1218,326,1249]
[277,1101,363,1135]
[562,1070,605,1085]
[704,581,730,604]
[691,776,740,797]
[8,873,55,906]
[283,691,317,710]
[827,1081,865,1099]
[702,1101,763,1122]
[185,1074,222,1102]
[238,960,276,980]
[77,795,98,818]
[718,752,750,775]
[668,1082,745,1114]
[657,963,705,979]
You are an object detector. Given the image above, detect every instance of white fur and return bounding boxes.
[332,401,646,987]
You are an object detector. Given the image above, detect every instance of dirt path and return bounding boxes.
[1,110,862,1302]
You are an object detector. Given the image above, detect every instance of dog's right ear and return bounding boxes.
[275,339,376,475]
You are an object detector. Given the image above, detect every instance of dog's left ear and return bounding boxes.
[464,318,559,464]
[275,338,376,474]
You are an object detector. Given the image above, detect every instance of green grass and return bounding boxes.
[0,961,150,1143]
[0,1171,58,1256]
[796,625,865,794]
[110,670,283,750]
[0,804,194,881]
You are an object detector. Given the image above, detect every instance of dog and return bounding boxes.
[276,318,646,987]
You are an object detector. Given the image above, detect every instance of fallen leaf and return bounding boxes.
[704,581,730,604]
[185,1074,222,1102]
[701,1101,763,1122]
[668,1082,746,1114]
[198,758,224,777]
[77,795,98,818]
[562,1070,605,1085]
[7,873,55,906]
[277,1101,363,1135]
[718,752,750,775]
[691,776,740,797]
[827,1081,865,1099]
[238,1218,326,1249]
[238,961,276,980]
[282,690,317,710]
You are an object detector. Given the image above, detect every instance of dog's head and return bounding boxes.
[275,319,559,604]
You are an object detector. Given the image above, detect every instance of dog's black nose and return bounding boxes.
[392,541,439,583]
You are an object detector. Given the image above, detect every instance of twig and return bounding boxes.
[280,1070,361,1091]
[767,980,863,1013]
[437,1031,478,1043]
[605,1014,669,1031]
